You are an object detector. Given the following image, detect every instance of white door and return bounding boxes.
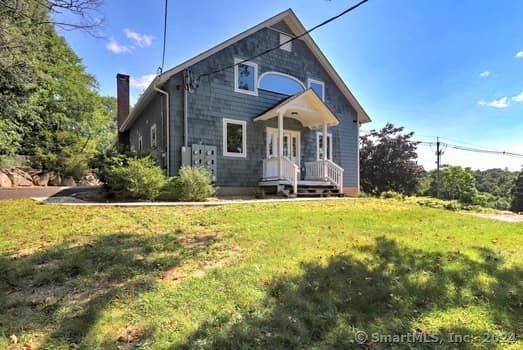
[266,128,300,167]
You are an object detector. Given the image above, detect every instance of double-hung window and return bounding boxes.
[150,124,157,149]
[307,78,325,101]
[316,132,332,161]
[223,118,247,158]
[234,58,258,95]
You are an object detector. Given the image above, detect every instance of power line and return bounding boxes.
[197,0,370,81]
[159,0,168,74]
[417,141,523,158]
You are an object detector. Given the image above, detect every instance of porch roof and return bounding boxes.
[253,89,339,129]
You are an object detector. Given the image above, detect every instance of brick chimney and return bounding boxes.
[116,73,130,151]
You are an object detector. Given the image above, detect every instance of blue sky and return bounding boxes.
[60,0,523,171]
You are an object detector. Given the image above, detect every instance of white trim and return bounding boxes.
[279,33,292,52]
[234,58,258,96]
[150,123,157,149]
[266,127,300,167]
[258,71,306,92]
[308,78,325,101]
[223,118,247,158]
[316,131,332,160]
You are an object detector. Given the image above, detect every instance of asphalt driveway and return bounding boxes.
[0,186,101,200]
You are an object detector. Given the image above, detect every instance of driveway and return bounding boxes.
[0,186,101,200]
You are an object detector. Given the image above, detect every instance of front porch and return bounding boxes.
[254,89,344,197]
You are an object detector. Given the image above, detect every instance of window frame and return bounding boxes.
[138,135,143,152]
[316,131,333,161]
[150,123,157,149]
[234,58,258,96]
[223,118,247,158]
[279,33,292,52]
[258,71,305,95]
[307,78,325,101]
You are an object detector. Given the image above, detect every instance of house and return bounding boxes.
[116,9,371,197]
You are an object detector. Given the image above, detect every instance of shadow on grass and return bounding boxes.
[0,229,218,347]
[179,237,522,349]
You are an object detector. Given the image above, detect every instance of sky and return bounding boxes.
[58,0,523,171]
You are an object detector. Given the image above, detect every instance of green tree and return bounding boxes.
[360,123,425,196]
[427,165,477,204]
[0,0,114,177]
[510,171,523,213]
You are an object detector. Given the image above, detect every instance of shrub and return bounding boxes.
[405,196,461,211]
[380,190,404,200]
[105,156,166,200]
[160,166,215,201]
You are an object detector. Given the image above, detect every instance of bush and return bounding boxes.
[405,196,461,211]
[380,190,404,200]
[105,156,166,200]
[160,166,215,201]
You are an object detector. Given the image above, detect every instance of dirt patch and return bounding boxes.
[472,212,523,222]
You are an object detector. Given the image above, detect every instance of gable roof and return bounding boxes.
[120,8,371,132]
[254,89,339,129]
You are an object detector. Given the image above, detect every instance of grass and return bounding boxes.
[0,198,521,349]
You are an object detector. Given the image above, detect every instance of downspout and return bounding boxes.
[184,86,188,147]
[154,85,170,176]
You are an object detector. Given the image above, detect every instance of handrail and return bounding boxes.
[262,157,298,194]
[304,159,344,192]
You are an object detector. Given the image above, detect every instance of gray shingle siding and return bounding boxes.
[127,25,360,189]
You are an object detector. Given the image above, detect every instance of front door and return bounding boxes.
[266,128,300,167]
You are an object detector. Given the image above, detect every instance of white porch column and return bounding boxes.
[322,121,328,179]
[278,110,284,179]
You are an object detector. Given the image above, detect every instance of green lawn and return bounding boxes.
[0,199,521,349]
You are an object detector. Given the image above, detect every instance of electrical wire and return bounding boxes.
[417,141,523,158]
[159,0,168,73]
[196,0,370,81]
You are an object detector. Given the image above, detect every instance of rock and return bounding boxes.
[32,172,50,186]
[61,176,76,187]
[49,173,62,186]
[78,173,102,186]
[4,168,33,187]
[0,171,12,187]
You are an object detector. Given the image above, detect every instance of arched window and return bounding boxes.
[258,72,305,96]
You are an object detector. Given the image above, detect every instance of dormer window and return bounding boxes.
[234,58,258,96]
[308,78,325,101]
[279,33,292,52]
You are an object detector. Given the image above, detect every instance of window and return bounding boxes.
[138,135,143,152]
[279,33,292,52]
[234,58,258,95]
[258,72,304,95]
[316,132,332,160]
[150,124,157,148]
[223,118,247,158]
[308,78,325,101]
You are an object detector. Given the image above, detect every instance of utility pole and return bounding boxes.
[436,137,441,198]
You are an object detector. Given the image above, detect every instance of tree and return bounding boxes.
[360,123,424,196]
[0,0,115,177]
[510,171,523,213]
[426,165,477,204]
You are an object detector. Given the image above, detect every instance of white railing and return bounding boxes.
[262,157,299,194]
[304,159,344,192]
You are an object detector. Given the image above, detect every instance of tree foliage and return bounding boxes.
[360,123,424,196]
[511,171,523,213]
[0,0,115,177]
[426,165,477,204]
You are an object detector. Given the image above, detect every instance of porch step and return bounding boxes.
[285,184,344,198]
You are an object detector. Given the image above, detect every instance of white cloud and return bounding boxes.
[124,28,153,48]
[477,97,509,108]
[106,38,131,54]
[130,74,156,90]
[516,51,523,58]
[512,91,523,103]
[479,71,490,78]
